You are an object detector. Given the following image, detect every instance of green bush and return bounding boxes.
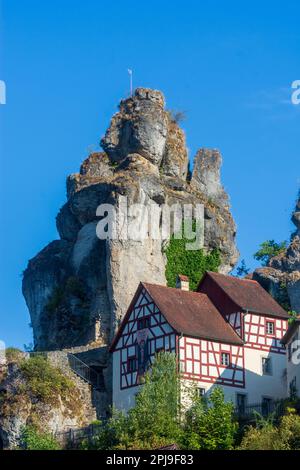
[5,347,23,364]
[82,353,181,450]
[182,387,237,450]
[19,355,76,406]
[239,411,300,450]
[164,222,220,291]
[20,425,61,450]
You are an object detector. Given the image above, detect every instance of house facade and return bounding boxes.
[110,272,289,413]
[282,316,300,398]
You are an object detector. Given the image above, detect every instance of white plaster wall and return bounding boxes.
[286,327,300,397]
[112,350,141,413]
[180,378,243,410]
[243,348,286,402]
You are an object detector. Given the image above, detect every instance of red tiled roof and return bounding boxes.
[142,283,243,345]
[199,272,289,319]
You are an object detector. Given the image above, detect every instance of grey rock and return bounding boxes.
[254,193,300,312]
[101,88,168,165]
[22,88,239,425]
[191,148,229,207]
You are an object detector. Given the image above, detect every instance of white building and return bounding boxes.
[282,316,300,398]
[110,272,289,413]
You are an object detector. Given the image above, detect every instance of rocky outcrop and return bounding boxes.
[22,87,238,353]
[0,354,93,449]
[254,192,300,312]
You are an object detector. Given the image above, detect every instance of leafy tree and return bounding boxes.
[20,425,61,450]
[83,352,181,450]
[126,352,181,449]
[182,387,237,450]
[235,259,250,278]
[254,240,287,266]
[288,310,299,325]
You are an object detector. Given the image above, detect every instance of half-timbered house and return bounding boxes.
[110,271,289,412]
[282,316,300,398]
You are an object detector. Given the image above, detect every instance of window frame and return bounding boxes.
[137,316,151,331]
[220,351,231,367]
[261,356,272,376]
[127,355,138,373]
[266,320,275,336]
[197,387,206,398]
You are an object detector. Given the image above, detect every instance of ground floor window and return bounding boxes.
[197,387,206,398]
[236,393,247,414]
[262,397,273,416]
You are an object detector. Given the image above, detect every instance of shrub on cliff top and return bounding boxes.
[19,355,76,406]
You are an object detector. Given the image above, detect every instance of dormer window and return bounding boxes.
[137,316,151,330]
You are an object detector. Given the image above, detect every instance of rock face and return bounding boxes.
[0,355,93,449]
[22,88,238,353]
[254,192,300,312]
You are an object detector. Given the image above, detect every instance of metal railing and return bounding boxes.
[234,400,285,420]
[67,353,104,390]
[55,421,107,448]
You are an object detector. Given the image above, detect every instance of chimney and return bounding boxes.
[176,274,189,291]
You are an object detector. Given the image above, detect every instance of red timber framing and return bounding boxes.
[225,312,244,339]
[113,287,176,390]
[179,336,245,388]
[243,313,287,354]
[225,312,287,354]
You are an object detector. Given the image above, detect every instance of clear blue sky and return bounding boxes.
[0,0,299,348]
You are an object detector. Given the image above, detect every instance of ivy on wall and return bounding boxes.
[163,224,221,291]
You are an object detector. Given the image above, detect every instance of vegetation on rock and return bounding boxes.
[254,240,288,266]
[19,355,76,406]
[19,425,61,450]
[164,223,220,291]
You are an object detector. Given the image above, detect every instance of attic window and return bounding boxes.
[137,316,151,330]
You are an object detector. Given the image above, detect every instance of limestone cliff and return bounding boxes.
[254,192,300,312]
[22,88,238,352]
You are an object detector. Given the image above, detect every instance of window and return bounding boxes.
[236,393,247,415]
[262,357,272,375]
[262,397,273,416]
[127,356,137,372]
[137,316,151,330]
[221,352,230,366]
[197,387,206,398]
[266,321,275,335]
[179,361,185,373]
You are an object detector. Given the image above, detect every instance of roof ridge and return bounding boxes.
[207,271,259,284]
